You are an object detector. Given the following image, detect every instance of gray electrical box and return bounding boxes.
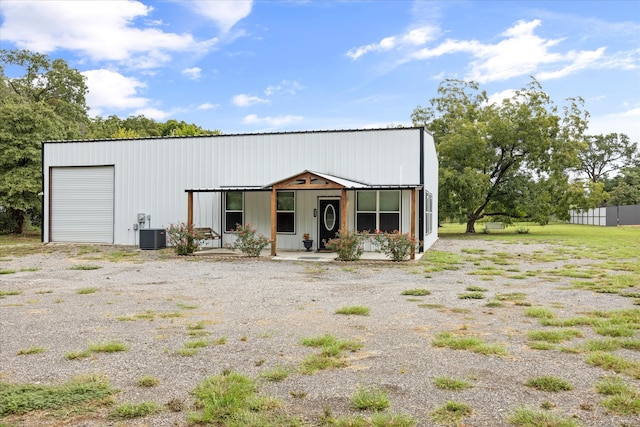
[140,229,166,250]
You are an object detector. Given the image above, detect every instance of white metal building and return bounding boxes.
[42,127,438,255]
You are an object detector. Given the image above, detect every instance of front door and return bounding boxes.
[319,199,340,250]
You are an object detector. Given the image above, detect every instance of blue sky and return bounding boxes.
[1,0,639,141]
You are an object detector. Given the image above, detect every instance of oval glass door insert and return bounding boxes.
[324,204,336,231]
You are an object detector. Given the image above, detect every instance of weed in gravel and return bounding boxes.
[495,292,527,302]
[0,289,21,298]
[458,292,485,299]
[524,307,556,319]
[188,371,300,425]
[335,305,370,316]
[402,288,431,296]
[586,352,640,378]
[65,349,92,360]
[507,406,581,427]
[137,375,160,387]
[17,347,47,355]
[485,300,505,308]
[183,339,208,349]
[261,365,291,382]
[177,348,198,357]
[76,287,99,294]
[158,311,184,318]
[350,386,390,411]
[418,303,445,309]
[595,376,640,415]
[176,302,198,309]
[433,376,473,391]
[299,354,347,374]
[430,401,472,426]
[88,340,128,352]
[212,336,227,345]
[0,269,16,274]
[19,267,40,272]
[527,329,583,343]
[69,264,102,271]
[466,285,487,292]
[0,374,116,416]
[110,401,161,419]
[528,341,556,351]
[421,250,463,272]
[371,412,417,426]
[432,332,508,356]
[594,323,635,338]
[596,376,630,396]
[525,376,572,392]
[540,316,594,327]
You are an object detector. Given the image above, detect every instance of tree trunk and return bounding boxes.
[466,219,476,233]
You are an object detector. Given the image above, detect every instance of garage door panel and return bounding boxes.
[51,166,114,243]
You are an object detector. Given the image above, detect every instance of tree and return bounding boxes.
[605,163,640,206]
[578,133,637,183]
[1,49,89,233]
[412,78,589,232]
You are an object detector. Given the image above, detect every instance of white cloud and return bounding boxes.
[186,0,253,33]
[0,0,217,68]
[242,114,303,127]
[588,106,640,143]
[486,89,518,106]
[232,94,269,107]
[347,25,438,59]
[182,67,202,80]
[82,69,149,111]
[133,107,173,121]
[264,80,303,96]
[197,103,218,110]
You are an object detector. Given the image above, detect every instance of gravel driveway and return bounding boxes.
[1,237,638,426]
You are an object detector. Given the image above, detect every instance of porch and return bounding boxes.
[193,247,425,262]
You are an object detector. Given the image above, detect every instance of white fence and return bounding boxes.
[568,205,640,226]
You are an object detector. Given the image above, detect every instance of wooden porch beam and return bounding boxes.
[187,191,194,228]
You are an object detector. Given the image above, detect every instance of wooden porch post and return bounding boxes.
[270,188,277,256]
[187,191,194,227]
[341,188,347,234]
[410,189,416,260]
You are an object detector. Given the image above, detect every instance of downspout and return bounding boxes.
[418,128,425,252]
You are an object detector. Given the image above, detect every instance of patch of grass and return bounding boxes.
[350,386,390,411]
[158,311,184,318]
[0,289,21,298]
[137,375,160,387]
[17,347,47,355]
[0,374,116,416]
[69,264,102,271]
[466,285,487,292]
[299,354,347,375]
[586,351,640,378]
[88,340,128,353]
[65,349,92,360]
[596,376,630,396]
[495,292,527,302]
[401,288,431,296]
[430,401,472,426]
[432,332,508,356]
[525,376,572,392]
[458,292,485,299]
[433,376,473,391]
[594,323,636,338]
[527,328,583,343]
[524,307,556,319]
[76,287,99,294]
[595,376,640,415]
[0,269,16,274]
[188,371,300,425]
[421,250,463,272]
[371,412,417,426]
[507,406,581,427]
[418,303,445,309]
[261,365,291,382]
[528,341,555,350]
[211,336,227,345]
[183,339,208,349]
[177,348,198,357]
[485,300,505,308]
[335,305,370,316]
[110,401,161,419]
[176,302,198,310]
[19,267,40,272]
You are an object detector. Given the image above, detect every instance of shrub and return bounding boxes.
[227,223,271,257]
[167,222,201,255]
[326,229,366,261]
[372,230,417,261]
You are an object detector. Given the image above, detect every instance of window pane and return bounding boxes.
[379,191,399,211]
[226,212,243,231]
[357,191,376,211]
[277,212,295,233]
[277,191,295,211]
[226,192,243,210]
[379,213,400,233]
[356,213,376,233]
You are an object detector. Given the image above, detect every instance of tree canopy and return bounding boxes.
[412,78,595,232]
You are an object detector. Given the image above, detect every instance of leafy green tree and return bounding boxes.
[0,101,67,232]
[1,49,89,233]
[605,163,640,205]
[578,133,637,183]
[412,78,589,232]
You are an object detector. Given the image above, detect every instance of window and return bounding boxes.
[356,190,400,233]
[276,191,295,233]
[225,192,243,231]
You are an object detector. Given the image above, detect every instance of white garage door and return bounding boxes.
[51,166,114,243]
